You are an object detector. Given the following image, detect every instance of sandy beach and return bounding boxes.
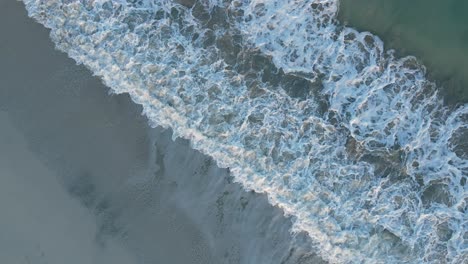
[0,1,322,263]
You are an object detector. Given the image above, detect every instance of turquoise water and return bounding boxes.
[339,0,468,104]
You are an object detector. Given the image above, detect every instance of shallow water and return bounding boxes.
[338,0,468,105]
[20,0,467,263]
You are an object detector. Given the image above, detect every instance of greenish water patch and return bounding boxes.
[338,0,468,105]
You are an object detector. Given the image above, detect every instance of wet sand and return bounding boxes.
[0,112,138,264]
[0,1,322,263]
[338,0,468,105]
[0,1,214,263]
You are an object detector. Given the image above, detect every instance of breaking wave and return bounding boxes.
[22,0,467,263]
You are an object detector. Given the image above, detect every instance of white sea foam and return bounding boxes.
[21,0,467,263]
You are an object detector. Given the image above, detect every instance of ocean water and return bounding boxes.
[20,0,467,263]
[338,0,468,104]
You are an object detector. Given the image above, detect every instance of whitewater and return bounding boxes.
[21,0,467,263]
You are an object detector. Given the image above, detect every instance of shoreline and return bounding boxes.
[0,1,323,263]
[5,0,465,263]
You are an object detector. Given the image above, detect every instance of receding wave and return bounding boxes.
[22,0,467,263]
